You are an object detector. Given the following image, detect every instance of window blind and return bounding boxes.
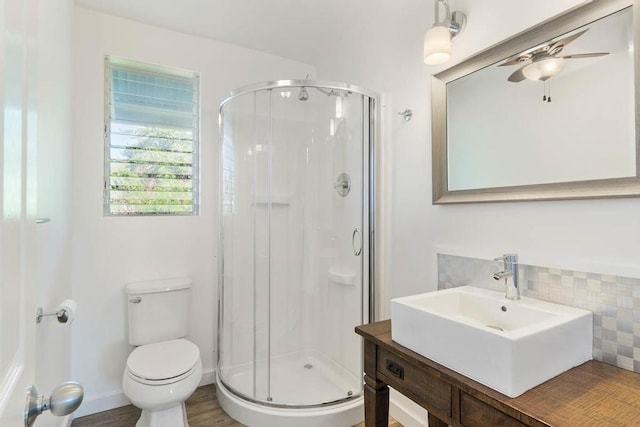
[105,58,200,215]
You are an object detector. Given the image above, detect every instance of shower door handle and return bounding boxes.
[352,228,362,256]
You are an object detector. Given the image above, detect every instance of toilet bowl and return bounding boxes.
[123,339,202,427]
[123,278,202,427]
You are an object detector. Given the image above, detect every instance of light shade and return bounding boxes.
[424,26,452,65]
[522,57,566,81]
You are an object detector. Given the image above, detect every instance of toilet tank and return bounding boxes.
[126,277,192,346]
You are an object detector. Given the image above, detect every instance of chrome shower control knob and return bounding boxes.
[334,173,351,197]
[25,382,84,427]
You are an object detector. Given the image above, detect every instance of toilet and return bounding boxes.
[123,277,202,427]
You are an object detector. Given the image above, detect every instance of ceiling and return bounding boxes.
[75,0,390,65]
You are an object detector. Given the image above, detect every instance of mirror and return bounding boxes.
[432,0,639,204]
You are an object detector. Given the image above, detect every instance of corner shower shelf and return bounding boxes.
[253,194,290,206]
[328,269,356,286]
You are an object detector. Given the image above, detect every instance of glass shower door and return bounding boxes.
[219,83,370,408]
[266,87,366,406]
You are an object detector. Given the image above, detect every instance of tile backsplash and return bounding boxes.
[438,254,640,373]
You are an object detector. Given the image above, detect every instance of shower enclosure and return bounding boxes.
[217,80,375,426]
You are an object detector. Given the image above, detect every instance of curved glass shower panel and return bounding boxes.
[219,89,271,401]
[219,81,372,409]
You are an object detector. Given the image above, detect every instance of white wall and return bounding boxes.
[315,0,640,304]
[35,0,74,425]
[72,7,314,416]
[315,1,640,424]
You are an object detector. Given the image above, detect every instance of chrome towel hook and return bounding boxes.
[398,109,413,121]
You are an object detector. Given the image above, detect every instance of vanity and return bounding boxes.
[356,320,640,427]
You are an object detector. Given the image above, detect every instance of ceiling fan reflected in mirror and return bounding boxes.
[499,28,609,102]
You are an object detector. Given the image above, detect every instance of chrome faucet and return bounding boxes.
[493,254,520,300]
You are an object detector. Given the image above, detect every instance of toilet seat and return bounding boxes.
[127,338,200,385]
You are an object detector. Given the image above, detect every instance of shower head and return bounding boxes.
[298,87,309,101]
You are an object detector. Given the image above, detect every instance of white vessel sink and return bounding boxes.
[390,286,592,397]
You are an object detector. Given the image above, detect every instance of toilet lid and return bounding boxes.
[127,339,200,380]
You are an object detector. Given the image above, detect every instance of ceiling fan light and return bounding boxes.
[424,25,452,65]
[522,57,566,80]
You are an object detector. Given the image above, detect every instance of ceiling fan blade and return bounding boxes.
[500,29,589,67]
[499,57,527,67]
[548,28,589,51]
[507,66,527,82]
[563,52,609,59]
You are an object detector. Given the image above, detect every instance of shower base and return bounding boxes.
[217,351,364,427]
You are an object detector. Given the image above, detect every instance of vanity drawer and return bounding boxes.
[460,393,525,427]
[376,348,451,418]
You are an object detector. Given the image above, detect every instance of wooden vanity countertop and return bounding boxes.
[356,320,640,427]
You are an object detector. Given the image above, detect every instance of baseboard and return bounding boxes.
[72,389,130,418]
[200,368,215,386]
[389,390,428,427]
[72,368,216,419]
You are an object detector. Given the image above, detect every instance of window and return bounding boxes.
[104,56,200,215]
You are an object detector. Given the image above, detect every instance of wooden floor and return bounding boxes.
[356,417,402,427]
[72,384,402,426]
[72,384,242,427]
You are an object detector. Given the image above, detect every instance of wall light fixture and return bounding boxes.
[424,0,466,65]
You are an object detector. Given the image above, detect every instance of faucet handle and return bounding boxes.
[494,254,518,263]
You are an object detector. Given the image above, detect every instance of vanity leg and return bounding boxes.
[427,412,449,427]
[364,375,389,427]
